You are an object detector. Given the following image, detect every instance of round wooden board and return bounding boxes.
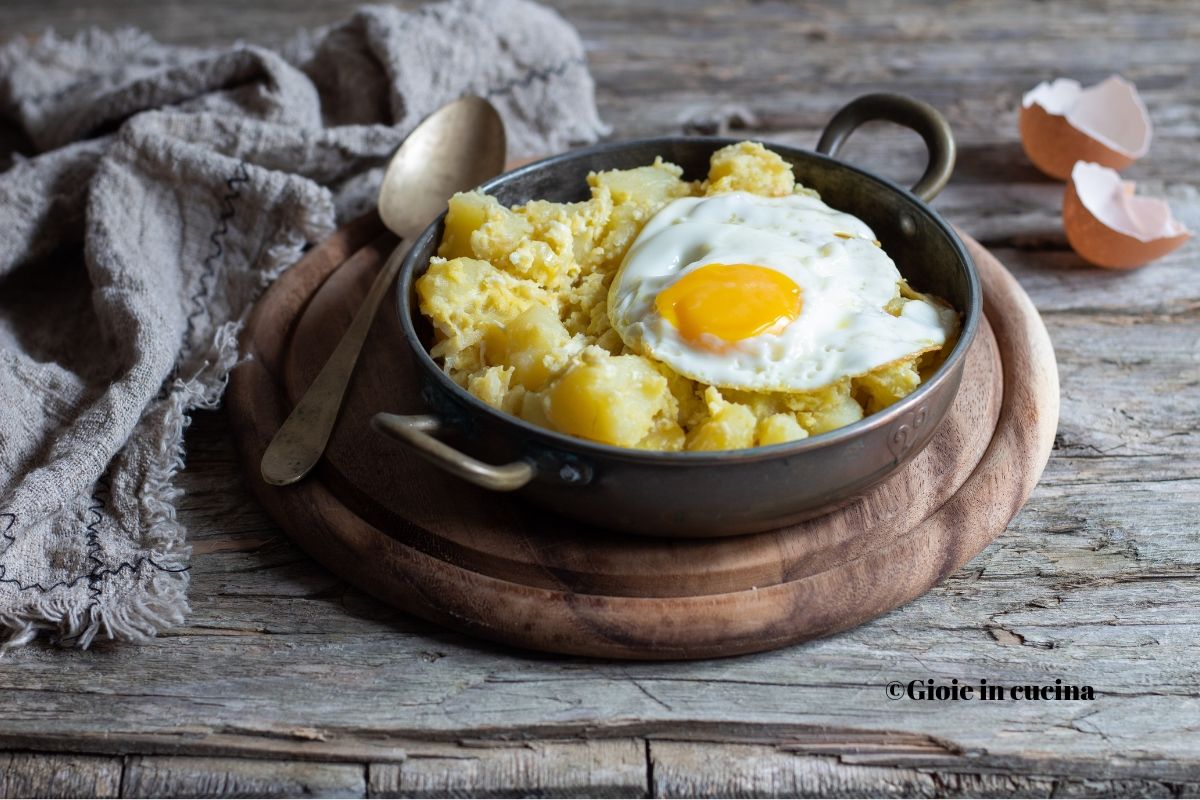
[227,213,1059,660]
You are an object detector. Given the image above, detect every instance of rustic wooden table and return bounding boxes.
[2,1,1198,797]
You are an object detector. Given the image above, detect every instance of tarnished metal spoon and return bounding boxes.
[260,96,507,486]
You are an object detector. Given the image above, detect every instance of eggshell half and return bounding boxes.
[1063,161,1190,269]
[1020,76,1151,180]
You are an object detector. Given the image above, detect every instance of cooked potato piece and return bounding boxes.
[417,257,553,334]
[757,413,809,446]
[809,402,864,435]
[467,366,520,414]
[769,379,864,435]
[473,210,534,268]
[705,141,795,197]
[589,159,694,206]
[416,257,555,374]
[488,303,572,391]
[686,404,757,451]
[544,352,674,447]
[517,389,553,430]
[686,388,757,451]
[439,192,497,260]
[854,357,923,414]
[657,361,709,430]
[637,418,687,451]
[520,197,611,274]
[589,160,696,266]
[562,270,610,338]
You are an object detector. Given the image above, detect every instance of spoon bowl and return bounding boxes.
[260,96,507,487]
[379,97,507,235]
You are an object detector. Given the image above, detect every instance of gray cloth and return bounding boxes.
[0,1,606,650]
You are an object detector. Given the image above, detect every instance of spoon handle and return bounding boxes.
[260,236,414,486]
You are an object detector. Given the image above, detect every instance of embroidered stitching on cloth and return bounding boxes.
[0,0,606,651]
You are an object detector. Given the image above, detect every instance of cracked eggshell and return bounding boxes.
[1020,75,1151,180]
[1063,161,1190,269]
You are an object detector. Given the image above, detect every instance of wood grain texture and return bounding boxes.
[0,753,122,798]
[120,756,365,799]
[369,740,646,799]
[1,0,1198,795]
[222,213,1047,659]
[647,741,1200,799]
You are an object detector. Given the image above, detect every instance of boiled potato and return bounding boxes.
[589,159,694,206]
[686,388,757,451]
[416,257,552,337]
[438,192,496,260]
[854,357,922,414]
[589,160,696,267]
[793,380,864,435]
[467,366,521,414]
[757,413,809,446]
[487,303,572,391]
[705,141,795,197]
[544,351,675,448]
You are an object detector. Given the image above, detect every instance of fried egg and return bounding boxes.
[607,191,957,392]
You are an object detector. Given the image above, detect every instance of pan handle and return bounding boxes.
[815,93,956,202]
[371,413,535,492]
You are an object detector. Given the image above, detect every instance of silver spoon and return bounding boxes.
[260,96,507,486]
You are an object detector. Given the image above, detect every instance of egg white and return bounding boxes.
[607,191,957,392]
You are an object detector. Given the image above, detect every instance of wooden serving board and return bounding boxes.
[227,213,1058,660]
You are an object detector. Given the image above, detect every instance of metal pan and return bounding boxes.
[374,93,980,537]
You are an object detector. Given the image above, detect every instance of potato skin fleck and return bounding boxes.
[416,142,946,451]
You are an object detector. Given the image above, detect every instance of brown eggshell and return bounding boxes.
[1063,167,1190,270]
[1020,103,1136,181]
[1020,76,1151,181]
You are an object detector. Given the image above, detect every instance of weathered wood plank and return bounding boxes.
[121,756,365,799]
[649,741,1200,798]
[368,740,646,798]
[1,0,1199,795]
[0,752,121,798]
[2,310,1197,773]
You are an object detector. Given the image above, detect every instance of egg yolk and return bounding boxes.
[654,263,802,349]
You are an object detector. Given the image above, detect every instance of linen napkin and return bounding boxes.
[0,0,606,650]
